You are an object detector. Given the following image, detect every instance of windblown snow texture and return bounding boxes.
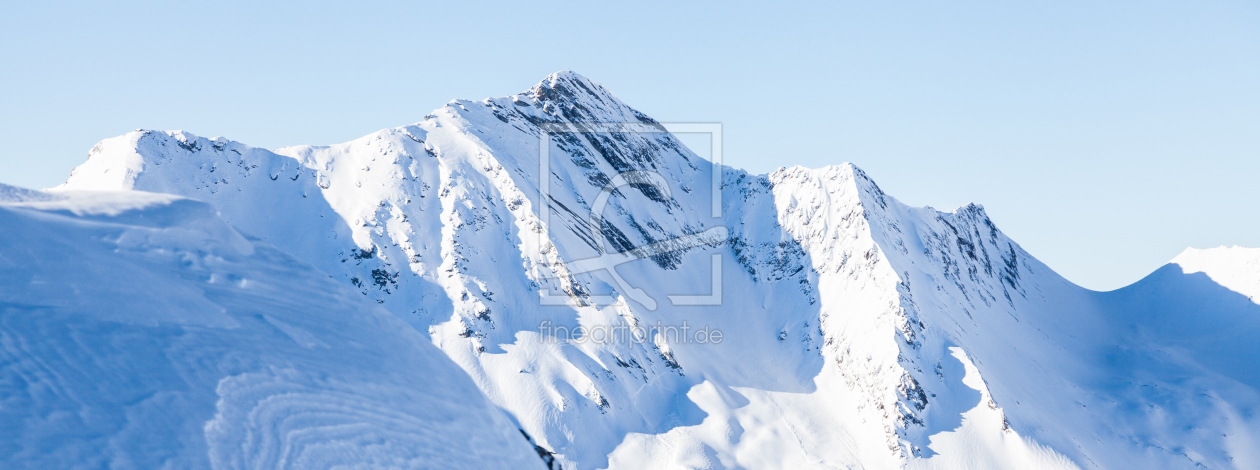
[20,71,1260,469]
[0,188,546,469]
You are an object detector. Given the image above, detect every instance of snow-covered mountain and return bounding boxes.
[8,71,1256,469]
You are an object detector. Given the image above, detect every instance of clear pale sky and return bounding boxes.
[2,1,1257,290]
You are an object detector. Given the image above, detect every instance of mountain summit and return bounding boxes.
[18,71,1260,469]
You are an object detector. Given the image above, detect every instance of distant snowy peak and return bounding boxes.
[55,129,276,192]
[1172,246,1260,303]
[56,130,148,190]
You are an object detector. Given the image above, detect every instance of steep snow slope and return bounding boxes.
[1093,248,1260,469]
[54,71,1260,469]
[0,186,546,469]
[772,167,1260,469]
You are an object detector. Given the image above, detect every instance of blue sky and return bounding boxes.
[1,1,1256,290]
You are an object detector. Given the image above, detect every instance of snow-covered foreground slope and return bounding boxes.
[41,71,1260,469]
[0,186,547,469]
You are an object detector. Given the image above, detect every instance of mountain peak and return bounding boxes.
[540,69,591,85]
[519,70,654,125]
[533,70,600,94]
